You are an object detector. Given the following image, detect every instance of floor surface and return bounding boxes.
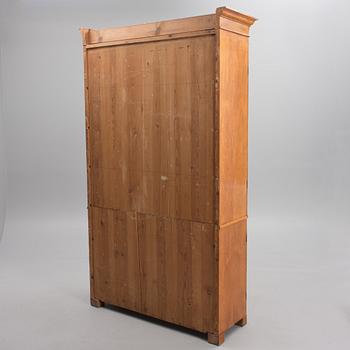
[0,214,349,349]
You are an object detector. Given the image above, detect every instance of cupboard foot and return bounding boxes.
[208,332,225,346]
[90,297,104,308]
[236,316,247,327]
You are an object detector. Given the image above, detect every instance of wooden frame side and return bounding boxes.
[214,7,255,340]
[80,28,98,304]
[218,220,247,334]
[210,13,221,343]
[217,27,249,226]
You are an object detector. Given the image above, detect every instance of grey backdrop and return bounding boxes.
[0,1,349,349]
[0,48,5,240]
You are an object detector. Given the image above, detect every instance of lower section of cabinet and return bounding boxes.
[89,206,247,345]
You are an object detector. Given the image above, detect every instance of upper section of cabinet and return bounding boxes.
[80,7,256,48]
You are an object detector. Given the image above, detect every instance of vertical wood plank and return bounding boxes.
[80,29,96,302]
[91,207,141,311]
[87,36,215,223]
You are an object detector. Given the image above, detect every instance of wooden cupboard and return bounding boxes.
[80,7,256,345]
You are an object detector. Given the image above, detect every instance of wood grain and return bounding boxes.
[82,7,256,345]
[82,7,256,46]
[80,28,96,301]
[92,207,141,311]
[218,220,247,333]
[85,29,215,49]
[218,29,249,226]
[219,16,250,37]
[87,14,216,45]
[91,206,216,333]
[87,36,215,223]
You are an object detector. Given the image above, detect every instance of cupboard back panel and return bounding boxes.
[91,206,216,332]
[87,35,215,223]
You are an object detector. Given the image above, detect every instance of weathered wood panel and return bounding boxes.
[92,207,141,311]
[218,29,249,225]
[218,220,247,333]
[86,14,216,45]
[87,36,215,223]
[82,7,256,345]
[91,206,216,333]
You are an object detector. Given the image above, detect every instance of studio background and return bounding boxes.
[0,1,349,349]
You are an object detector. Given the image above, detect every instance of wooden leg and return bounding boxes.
[90,297,104,308]
[207,332,225,346]
[236,316,247,327]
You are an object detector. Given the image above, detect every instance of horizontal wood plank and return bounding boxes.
[219,16,250,37]
[86,14,216,45]
[81,7,256,47]
[85,29,215,49]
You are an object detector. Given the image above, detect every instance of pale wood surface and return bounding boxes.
[87,36,215,223]
[85,29,215,49]
[80,33,96,302]
[219,16,250,37]
[218,29,249,226]
[87,14,216,45]
[218,220,247,333]
[82,7,255,345]
[214,27,249,337]
[81,6,256,47]
[216,7,256,26]
[91,206,216,333]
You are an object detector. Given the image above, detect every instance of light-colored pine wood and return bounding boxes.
[87,36,215,223]
[208,331,225,346]
[86,14,216,45]
[216,7,256,26]
[80,28,96,303]
[218,220,247,333]
[81,7,256,345]
[85,29,215,49]
[219,16,250,37]
[218,28,249,226]
[91,206,216,332]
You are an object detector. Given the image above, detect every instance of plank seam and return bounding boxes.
[219,216,248,229]
[90,205,215,225]
[86,30,216,49]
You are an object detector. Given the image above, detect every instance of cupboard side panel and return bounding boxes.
[218,30,248,225]
[218,220,247,333]
[81,39,97,301]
